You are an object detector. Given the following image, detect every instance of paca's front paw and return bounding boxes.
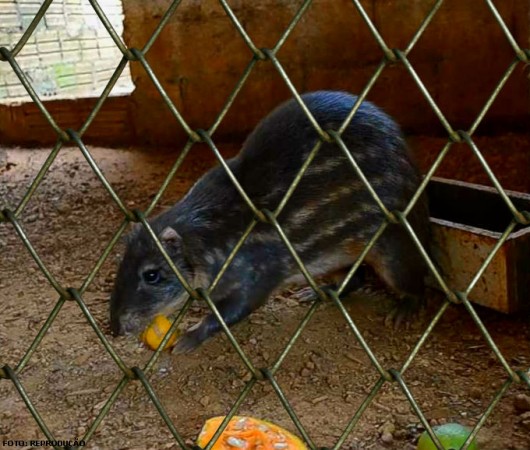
[173,330,202,354]
[173,320,208,354]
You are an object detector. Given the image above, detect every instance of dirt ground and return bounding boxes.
[1,135,530,450]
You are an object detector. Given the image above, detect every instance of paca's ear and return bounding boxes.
[159,226,182,247]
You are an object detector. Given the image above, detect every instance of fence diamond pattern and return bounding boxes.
[1,1,529,450]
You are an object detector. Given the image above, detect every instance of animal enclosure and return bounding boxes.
[1,1,530,450]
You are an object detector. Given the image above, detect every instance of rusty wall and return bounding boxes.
[0,0,529,146]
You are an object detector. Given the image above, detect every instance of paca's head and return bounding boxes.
[110,225,191,335]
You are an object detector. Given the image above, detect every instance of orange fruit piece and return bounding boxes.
[140,315,178,350]
[197,416,307,450]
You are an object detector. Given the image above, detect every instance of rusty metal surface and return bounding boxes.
[428,177,530,313]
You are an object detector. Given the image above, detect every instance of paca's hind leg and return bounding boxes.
[365,228,427,328]
[292,266,366,303]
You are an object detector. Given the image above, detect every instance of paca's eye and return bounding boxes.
[143,269,161,285]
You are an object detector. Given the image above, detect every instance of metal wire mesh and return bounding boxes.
[1,1,530,450]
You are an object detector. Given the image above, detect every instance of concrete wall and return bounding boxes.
[0,0,528,146]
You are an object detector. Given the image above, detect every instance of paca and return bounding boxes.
[110,91,430,352]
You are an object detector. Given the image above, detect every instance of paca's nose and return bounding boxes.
[109,300,121,336]
[110,314,123,336]
[110,307,143,336]
[110,315,138,336]
[110,317,138,336]
[110,290,134,335]
[110,306,134,336]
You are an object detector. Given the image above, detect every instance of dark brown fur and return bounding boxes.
[110,91,430,352]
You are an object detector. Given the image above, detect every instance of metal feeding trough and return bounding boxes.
[426,177,530,314]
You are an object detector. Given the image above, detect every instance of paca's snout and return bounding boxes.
[109,291,142,336]
[110,309,144,336]
[110,314,126,336]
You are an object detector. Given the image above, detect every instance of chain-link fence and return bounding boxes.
[1,1,530,449]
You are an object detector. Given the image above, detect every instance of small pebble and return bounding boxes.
[470,386,482,399]
[519,412,530,420]
[519,418,530,432]
[514,394,530,413]
[380,422,395,434]
[380,431,393,444]
[300,368,311,377]
[311,395,328,404]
